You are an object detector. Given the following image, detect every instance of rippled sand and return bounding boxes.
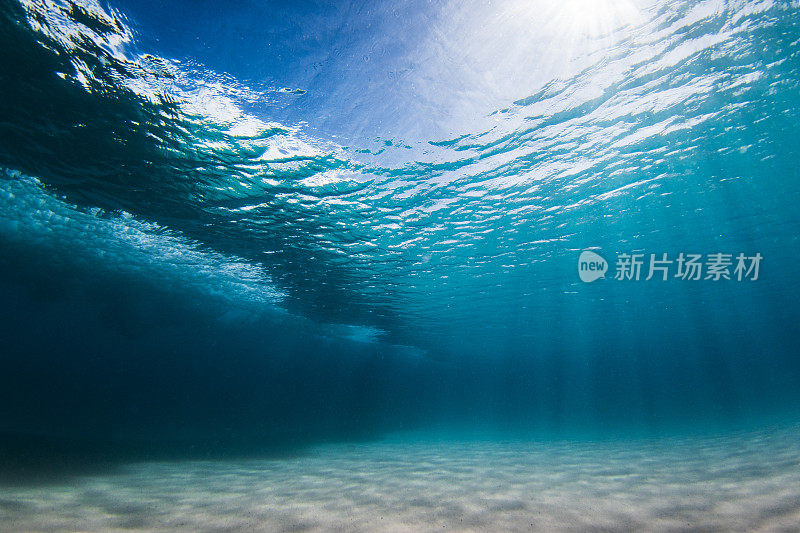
[1,426,799,532]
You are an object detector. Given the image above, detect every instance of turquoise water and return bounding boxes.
[1,0,800,528]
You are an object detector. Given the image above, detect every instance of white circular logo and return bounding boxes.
[578,250,607,282]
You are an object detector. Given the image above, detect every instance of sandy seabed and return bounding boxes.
[1,425,800,532]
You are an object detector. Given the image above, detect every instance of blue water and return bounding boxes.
[1,0,799,475]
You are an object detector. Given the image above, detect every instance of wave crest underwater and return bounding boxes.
[1,0,800,446]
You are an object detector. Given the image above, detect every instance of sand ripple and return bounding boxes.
[1,426,799,531]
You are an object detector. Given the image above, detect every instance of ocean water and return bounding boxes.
[1,0,800,530]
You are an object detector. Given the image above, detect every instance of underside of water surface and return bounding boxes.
[1,0,799,530]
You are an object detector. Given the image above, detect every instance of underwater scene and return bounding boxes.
[1,0,800,530]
